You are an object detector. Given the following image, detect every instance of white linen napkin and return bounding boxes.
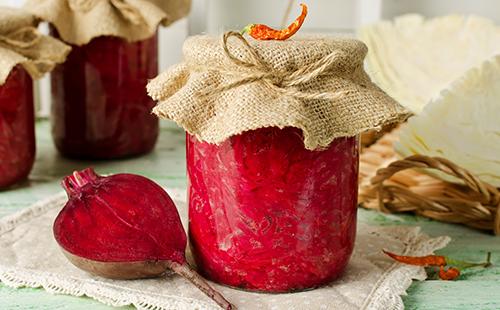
[0,189,449,310]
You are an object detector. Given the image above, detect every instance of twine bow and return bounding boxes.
[69,0,145,25]
[198,31,348,101]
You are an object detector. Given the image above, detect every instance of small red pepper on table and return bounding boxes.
[439,266,461,280]
[241,3,308,41]
[383,250,447,267]
[383,250,492,280]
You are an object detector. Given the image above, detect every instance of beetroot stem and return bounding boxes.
[169,262,235,310]
[61,178,76,197]
[61,168,100,197]
[72,168,99,187]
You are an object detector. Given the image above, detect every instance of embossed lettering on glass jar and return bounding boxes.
[187,127,359,291]
[148,33,409,292]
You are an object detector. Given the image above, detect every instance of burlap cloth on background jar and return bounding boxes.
[0,6,70,85]
[24,0,191,45]
[148,32,410,150]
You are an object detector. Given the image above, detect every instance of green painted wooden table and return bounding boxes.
[1,120,499,310]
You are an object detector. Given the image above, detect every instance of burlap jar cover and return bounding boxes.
[24,0,191,45]
[149,32,410,150]
[0,6,70,85]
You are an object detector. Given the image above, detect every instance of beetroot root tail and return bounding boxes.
[169,262,235,309]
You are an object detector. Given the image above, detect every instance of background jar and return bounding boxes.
[187,127,359,292]
[0,66,35,189]
[50,28,159,159]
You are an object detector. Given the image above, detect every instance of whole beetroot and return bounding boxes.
[54,168,234,309]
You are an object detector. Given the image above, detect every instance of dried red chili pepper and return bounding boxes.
[439,266,461,280]
[383,250,492,281]
[241,3,308,41]
[383,250,447,266]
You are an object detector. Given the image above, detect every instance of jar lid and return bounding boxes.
[24,0,191,45]
[149,32,410,150]
[0,6,70,86]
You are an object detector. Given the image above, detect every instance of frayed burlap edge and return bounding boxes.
[0,6,71,85]
[149,32,410,151]
[24,0,191,45]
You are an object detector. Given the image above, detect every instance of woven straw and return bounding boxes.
[24,0,191,45]
[0,6,70,85]
[149,32,409,151]
[359,128,500,235]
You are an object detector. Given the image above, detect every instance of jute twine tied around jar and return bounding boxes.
[149,32,410,150]
[24,0,191,45]
[359,129,500,235]
[0,7,70,85]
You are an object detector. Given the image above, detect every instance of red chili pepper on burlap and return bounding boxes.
[241,3,308,40]
[383,250,492,281]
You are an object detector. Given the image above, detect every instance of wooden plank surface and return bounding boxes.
[1,120,499,309]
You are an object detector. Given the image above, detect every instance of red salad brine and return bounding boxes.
[51,29,159,159]
[187,127,359,292]
[0,66,35,189]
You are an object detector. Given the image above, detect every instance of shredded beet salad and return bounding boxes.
[50,28,159,159]
[0,66,35,189]
[187,127,359,292]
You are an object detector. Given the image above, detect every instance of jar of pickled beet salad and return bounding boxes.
[26,0,191,159]
[49,29,159,159]
[0,66,35,189]
[149,33,409,292]
[0,7,69,189]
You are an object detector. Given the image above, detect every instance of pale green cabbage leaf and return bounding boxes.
[359,14,500,114]
[395,55,500,187]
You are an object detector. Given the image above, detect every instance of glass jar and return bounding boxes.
[187,127,359,292]
[50,28,159,159]
[0,66,35,189]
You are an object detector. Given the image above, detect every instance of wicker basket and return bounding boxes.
[359,128,500,235]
